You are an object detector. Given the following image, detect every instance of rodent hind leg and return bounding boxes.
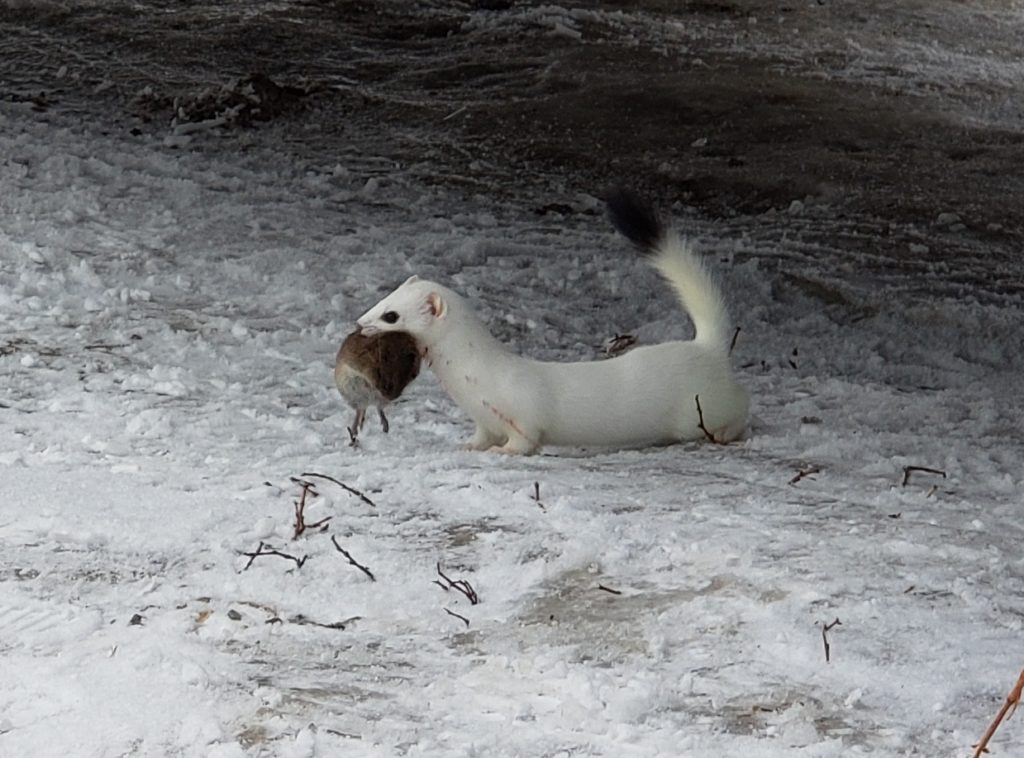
[464,424,503,451]
[347,408,365,447]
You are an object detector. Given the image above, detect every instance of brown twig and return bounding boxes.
[789,465,821,486]
[531,481,546,511]
[901,465,948,487]
[694,394,722,444]
[604,333,638,357]
[291,479,332,539]
[331,535,376,582]
[240,541,308,571]
[821,617,842,663]
[301,471,376,507]
[597,584,623,595]
[288,613,350,630]
[973,668,1024,758]
[729,326,741,355]
[435,563,480,605]
[444,608,470,627]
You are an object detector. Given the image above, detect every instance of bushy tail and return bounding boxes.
[607,189,732,350]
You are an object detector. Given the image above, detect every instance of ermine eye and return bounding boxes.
[382,311,399,324]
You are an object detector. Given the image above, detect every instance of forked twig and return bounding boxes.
[291,479,332,539]
[603,333,637,357]
[434,563,480,605]
[240,541,308,571]
[301,471,376,507]
[821,617,841,663]
[901,465,948,487]
[695,394,722,444]
[973,668,1024,758]
[789,465,821,486]
[331,535,376,582]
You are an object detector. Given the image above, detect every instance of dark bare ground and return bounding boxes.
[2,0,1022,279]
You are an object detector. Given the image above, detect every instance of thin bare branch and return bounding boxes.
[435,563,480,605]
[695,394,721,444]
[729,326,741,355]
[821,617,842,663]
[973,668,1024,758]
[789,465,821,486]
[444,608,470,627]
[331,535,376,581]
[240,541,308,571]
[301,471,376,507]
[901,465,947,487]
[292,479,331,539]
[531,481,546,511]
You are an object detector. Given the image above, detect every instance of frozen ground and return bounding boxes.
[1,1,1023,756]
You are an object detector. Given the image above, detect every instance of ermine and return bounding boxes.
[356,190,749,454]
[334,330,421,444]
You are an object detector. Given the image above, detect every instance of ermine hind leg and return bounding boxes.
[377,407,390,434]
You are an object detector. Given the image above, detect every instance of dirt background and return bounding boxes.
[2,0,1022,286]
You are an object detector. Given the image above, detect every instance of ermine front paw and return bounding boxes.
[488,436,540,456]
[464,426,500,451]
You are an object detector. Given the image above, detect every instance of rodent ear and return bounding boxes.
[426,291,446,319]
[403,275,421,285]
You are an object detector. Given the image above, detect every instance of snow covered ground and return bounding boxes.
[2,2,1023,756]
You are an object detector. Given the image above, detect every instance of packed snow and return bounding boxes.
[2,2,1023,757]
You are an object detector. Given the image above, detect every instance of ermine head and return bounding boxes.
[356,275,450,340]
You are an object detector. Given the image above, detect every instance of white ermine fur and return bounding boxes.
[357,190,749,454]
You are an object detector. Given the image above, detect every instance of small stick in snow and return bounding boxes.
[972,668,1024,758]
[901,465,947,487]
[597,584,623,595]
[434,563,480,605]
[444,608,471,627]
[240,541,308,571]
[531,481,546,511]
[291,479,332,539]
[729,326,741,355]
[442,105,467,122]
[603,333,637,357]
[695,394,723,444]
[288,613,351,631]
[301,471,376,508]
[331,535,376,582]
[789,465,821,485]
[821,617,842,663]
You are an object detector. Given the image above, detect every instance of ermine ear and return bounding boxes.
[426,291,446,319]
[403,275,420,285]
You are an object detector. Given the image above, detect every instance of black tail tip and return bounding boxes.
[606,188,664,252]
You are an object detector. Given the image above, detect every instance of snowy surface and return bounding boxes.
[2,2,1024,756]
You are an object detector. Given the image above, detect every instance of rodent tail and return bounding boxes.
[607,189,732,350]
